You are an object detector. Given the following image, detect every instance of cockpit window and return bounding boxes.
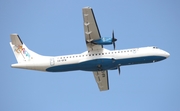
[153,46,158,49]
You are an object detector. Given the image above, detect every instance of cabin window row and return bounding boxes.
[57,49,136,59]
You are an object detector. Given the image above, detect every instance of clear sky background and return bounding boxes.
[0,0,179,111]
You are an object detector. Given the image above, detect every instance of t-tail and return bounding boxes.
[10,34,48,71]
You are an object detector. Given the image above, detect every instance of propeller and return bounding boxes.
[112,30,117,50]
[117,64,121,75]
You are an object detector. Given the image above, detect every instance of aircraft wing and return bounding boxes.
[82,7,103,51]
[93,70,109,91]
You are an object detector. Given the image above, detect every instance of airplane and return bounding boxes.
[10,7,170,91]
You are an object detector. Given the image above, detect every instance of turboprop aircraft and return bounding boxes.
[10,7,170,91]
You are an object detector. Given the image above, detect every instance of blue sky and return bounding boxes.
[1,0,180,111]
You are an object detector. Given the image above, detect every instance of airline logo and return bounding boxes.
[15,45,30,59]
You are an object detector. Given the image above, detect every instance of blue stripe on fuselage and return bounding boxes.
[46,56,166,72]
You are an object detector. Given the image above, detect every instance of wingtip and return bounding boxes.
[10,33,18,36]
[83,6,92,9]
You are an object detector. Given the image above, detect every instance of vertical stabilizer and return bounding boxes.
[10,34,41,63]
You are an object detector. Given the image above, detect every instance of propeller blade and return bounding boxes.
[113,42,116,50]
[112,30,117,50]
[112,30,114,39]
[117,64,121,75]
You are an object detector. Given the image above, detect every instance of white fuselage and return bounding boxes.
[12,46,170,72]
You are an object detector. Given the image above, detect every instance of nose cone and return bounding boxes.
[165,51,170,58]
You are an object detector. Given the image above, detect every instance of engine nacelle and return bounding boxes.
[91,37,113,45]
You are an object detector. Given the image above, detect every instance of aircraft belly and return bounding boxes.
[78,58,116,71]
[46,58,117,72]
[46,63,79,72]
[116,56,166,66]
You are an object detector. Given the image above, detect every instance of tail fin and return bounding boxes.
[10,34,41,63]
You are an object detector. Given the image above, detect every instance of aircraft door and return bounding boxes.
[50,58,55,66]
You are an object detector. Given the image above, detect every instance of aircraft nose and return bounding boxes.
[165,51,170,58]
